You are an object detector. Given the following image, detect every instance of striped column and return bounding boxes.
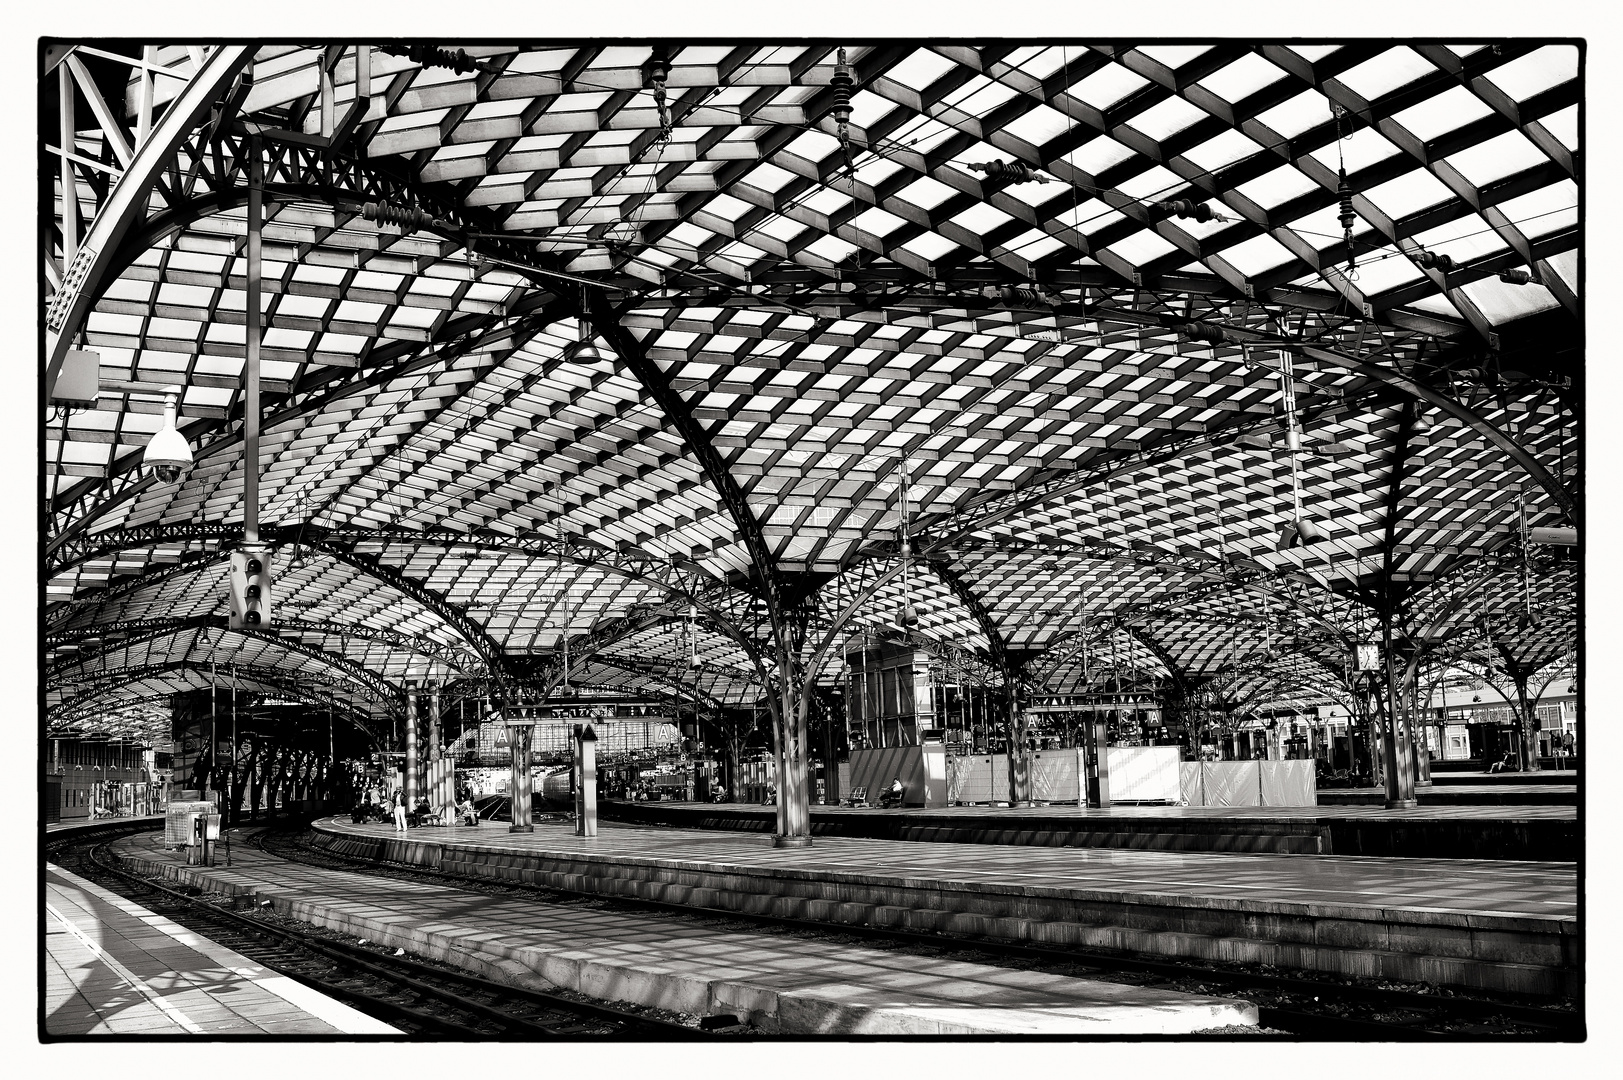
[403,687,418,815]
[508,723,533,832]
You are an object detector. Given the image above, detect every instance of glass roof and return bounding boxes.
[42,40,1579,743]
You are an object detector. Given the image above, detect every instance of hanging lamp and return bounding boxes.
[1274,351,1329,550]
[566,285,611,366]
[898,457,919,629]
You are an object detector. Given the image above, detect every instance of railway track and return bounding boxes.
[46,821,718,1039]
[261,820,1582,1040]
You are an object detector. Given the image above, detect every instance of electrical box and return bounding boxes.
[165,801,214,845]
[52,349,100,408]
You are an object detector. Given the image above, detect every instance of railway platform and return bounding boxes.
[44,863,397,1037]
[288,815,1575,998]
[602,798,1575,861]
[107,825,1258,1035]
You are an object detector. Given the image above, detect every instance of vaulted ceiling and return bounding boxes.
[44,42,1580,744]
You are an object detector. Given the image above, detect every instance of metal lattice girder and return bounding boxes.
[46,660,394,738]
[47,614,484,676]
[48,622,399,702]
[47,47,256,393]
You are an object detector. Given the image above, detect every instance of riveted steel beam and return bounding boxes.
[48,622,398,703]
[48,46,255,395]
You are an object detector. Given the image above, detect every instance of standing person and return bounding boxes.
[391,787,408,832]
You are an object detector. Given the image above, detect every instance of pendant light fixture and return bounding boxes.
[566,285,611,366]
[898,456,919,629]
[1274,351,1328,550]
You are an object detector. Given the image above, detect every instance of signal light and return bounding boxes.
[228,549,274,630]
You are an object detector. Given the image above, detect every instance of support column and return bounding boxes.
[428,682,445,809]
[1006,685,1032,806]
[507,722,534,832]
[404,686,419,815]
[1083,715,1111,809]
[1513,673,1542,773]
[772,649,814,848]
[575,724,598,837]
[1380,635,1417,809]
[822,706,840,806]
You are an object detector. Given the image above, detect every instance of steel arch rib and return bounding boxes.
[45,535,504,676]
[46,45,255,394]
[48,661,391,737]
[48,624,398,702]
[47,615,478,679]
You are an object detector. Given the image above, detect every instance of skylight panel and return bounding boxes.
[1104,228,1178,266]
[783,128,840,160]
[1335,47,1436,102]
[1000,103,1073,148]
[1389,84,1495,143]
[900,232,958,261]
[750,214,806,243]
[1457,272,1560,323]
[805,234,858,263]
[947,204,1006,235]
[1410,216,1511,264]
[895,175,959,211]
[852,206,908,236]
[1218,232,1296,276]
[1195,52,1288,103]
[1067,63,1150,111]
[1283,204,1352,252]
[1181,127,1265,173]
[1362,168,1454,220]
[885,47,957,92]
[702,192,753,222]
[1253,89,1333,140]
[1539,104,1578,152]
[1127,96,1209,142]
[1002,46,1068,81]
[1117,164,1184,202]
[1307,126,1401,176]
[849,153,904,188]
[1444,128,1544,187]
[1135,45,1213,72]
[1347,246,1424,295]
[1235,163,1318,211]
[1494,180,1578,240]
[1061,135,1135,177]
[1485,45,1578,101]
[846,89,892,128]
[996,231,1064,261]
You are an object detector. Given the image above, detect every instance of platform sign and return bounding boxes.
[1355,643,1381,671]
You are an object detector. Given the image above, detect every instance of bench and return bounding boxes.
[842,787,868,808]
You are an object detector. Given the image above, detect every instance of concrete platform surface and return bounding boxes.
[602,797,1575,860]
[44,864,398,1037]
[298,815,1578,997]
[1317,785,1575,807]
[323,816,1574,918]
[110,829,1257,1035]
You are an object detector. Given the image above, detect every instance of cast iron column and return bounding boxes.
[508,722,533,832]
[427,681,442,808]
[575,723,598,837]
[1379,612,1417,808]
[404,685,418,815]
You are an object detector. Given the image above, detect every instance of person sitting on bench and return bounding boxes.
[1487,751,1517,774]
[457,795,479,826]
[879,776,905,808]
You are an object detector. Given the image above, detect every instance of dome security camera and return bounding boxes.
[143,390,193,484]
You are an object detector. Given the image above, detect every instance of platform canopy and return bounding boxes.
[43,42,1579,745]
